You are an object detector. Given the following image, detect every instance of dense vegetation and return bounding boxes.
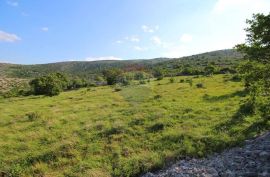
[0,49,242,80]
[235,13,270,131]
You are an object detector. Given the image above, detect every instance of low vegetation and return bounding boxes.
[0,75,268,177]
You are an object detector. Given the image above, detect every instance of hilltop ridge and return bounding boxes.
[0,49,242,78]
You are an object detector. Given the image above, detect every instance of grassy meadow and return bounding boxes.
[0,75,263,176]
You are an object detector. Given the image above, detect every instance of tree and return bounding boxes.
[30,73,68,96]
[153,69,164,80]
[235,13,270,118]
[235,13,270,64]
[204,65,216,76]
[134,71,145,80]
[68,77,87,89]
[103,69,123,85]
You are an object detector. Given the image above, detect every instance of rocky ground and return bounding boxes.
[143,132,270,177]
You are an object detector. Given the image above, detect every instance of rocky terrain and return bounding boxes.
[143,132,270,177]
[0,77,28,93]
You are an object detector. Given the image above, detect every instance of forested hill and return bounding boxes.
[0,49,242,78]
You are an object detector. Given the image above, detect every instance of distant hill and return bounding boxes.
[0,49,242,78]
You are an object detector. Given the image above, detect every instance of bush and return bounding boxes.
[68,78,87,89]
[169,78,175,83]
[196,83,204,88]
[153,69,164,80]
[26,112,41,121]
[103,69,123,85]
[179,79,185,83]
[231,74,241,82]
[114,87,122,92]
[186,79,193,87]
[134,72,148,80]
[30,73,68,96]
[154,95,162,99]
[149,123,164,132]
[139,80,146,85]
[204,65,216,76]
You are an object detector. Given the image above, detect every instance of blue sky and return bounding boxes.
[0,0,270,64]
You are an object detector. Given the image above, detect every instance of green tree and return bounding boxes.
[204,65,216,76]
[235,13,270,64]
[68,77,87,89]
[103,69,123,85]
[30,73,68,96]
[153,69,164,80]
[235,13,270,118]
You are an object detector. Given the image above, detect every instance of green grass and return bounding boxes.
[0,75,264,177]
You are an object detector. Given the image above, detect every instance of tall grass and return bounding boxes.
[0,75,266,176]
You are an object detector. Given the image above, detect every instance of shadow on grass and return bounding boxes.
[203,90,247,102]
[215,100,255,133]
[215,99,269,140]
[242,119,270,137]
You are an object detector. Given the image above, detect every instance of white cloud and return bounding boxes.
[141,25,159,33]
[163,45,187,58]
[115,40,123,44]
[180,34,193,43]
[41,27,49,32]
[133,46,148,51]
[125,36,140,42]
[7,1,18,7]
[130,36,140,42]
[151,36,162,45]
[84,56,122,61]
[0,30,21,42]
[213,0,270,15]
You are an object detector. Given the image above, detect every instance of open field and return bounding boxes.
[0,75,263,176]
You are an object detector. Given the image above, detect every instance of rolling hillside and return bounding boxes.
[0,75,256,177]
[0,49,242,79]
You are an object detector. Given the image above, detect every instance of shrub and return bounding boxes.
[231,74,241,82]
[134,72,148,80]
[114,87,122,92]
[186,79,193,87]
[139,80,146,85]
[30,73,68,96]
[204,65,216,76]
[103,69,123,85]
[26,112,41,121]
[68,78,87,89]
[118,75,130,86]
[149,123,164,132]
[154,94,162,99]
[183,108,193,113]
[104,122,125,136]
[169,78,175,83]
[196,83,204,88]
[8,164,24,177]
[153,69,164,80]
[179,79,185,83]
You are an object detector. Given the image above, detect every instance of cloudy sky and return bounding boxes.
[0,0,270,64]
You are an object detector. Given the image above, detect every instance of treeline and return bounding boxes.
[1,49,242,79]
[0,62,239,97]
